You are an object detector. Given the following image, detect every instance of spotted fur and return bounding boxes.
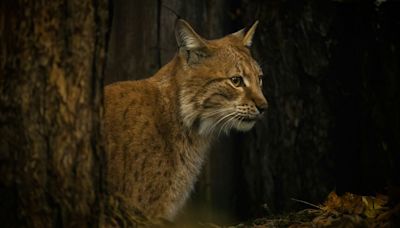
[104,19,268,220]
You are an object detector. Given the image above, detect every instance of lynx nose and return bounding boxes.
[256,101,268,114]
[255,97,268,114]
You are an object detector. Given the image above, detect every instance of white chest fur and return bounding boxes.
[165,139,210,219]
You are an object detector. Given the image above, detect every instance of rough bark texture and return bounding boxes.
[105,0,159,84]
[0,0,108,226]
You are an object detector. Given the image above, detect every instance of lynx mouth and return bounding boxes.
[234,118,256,132]
[240,117,257,122]
[239,113,264,123]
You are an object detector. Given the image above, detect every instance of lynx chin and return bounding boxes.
[104,19,268,221]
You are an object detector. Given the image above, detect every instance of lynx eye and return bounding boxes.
[230,76,244,87]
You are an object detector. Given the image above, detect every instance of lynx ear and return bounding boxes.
[175,19,209,64]
[232,20,259,47]
[231,28,246,38]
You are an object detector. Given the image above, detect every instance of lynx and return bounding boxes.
[104,19,268,220]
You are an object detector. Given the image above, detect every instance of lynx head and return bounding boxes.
[175,19,268,136]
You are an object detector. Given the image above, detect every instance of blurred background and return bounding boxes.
[104,0,400,225]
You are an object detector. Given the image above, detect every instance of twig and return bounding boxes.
[291,198,323,210]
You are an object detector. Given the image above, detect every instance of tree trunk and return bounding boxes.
[104,0,160,84]
[0,0,108,226]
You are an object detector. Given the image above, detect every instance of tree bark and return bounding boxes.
[0,0,108,226]
[104,0,159,84]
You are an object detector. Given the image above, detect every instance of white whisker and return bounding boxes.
[202,111,236,135]
[202,108,231,118]
[218,113,240,136]
[213,112,236,134]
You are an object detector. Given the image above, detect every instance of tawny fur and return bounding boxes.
[103,19,268,220]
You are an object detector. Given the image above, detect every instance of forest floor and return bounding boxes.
[142,190,400,227]
[214,191,400,228]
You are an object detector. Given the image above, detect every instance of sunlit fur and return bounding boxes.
[178,36,267,136]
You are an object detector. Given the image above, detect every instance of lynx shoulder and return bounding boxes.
[104,19,268,220]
